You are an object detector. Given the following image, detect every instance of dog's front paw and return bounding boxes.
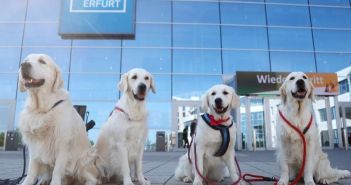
[183,176,192,183]
[192,179,203,185]
[277,179,289,185]
[138,178,151,185]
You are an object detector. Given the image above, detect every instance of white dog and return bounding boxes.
[175,84,245,185]
[18,54,98,185]
[95,68,155,185]
[276,72,351,185]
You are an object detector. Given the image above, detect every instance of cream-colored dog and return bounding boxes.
[95,68,155,185]
[18,54,98,185]
[175,84,245,185]
[276,72,351,185]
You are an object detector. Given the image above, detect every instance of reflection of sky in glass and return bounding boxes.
[222,26,267,49]
[0,0,26,21]
[311,7,351,28]
[173,24,220,48]
[23,23,70,46]
[173,1,219,23]
[269,28,313,50]
[137,0,171,22]
[147,102,171,130]
[314,30,351,52]
[123,24,171,47]
[0,24,23,46]
[0,48,21,72]
[316,53,351,73]
[266,5,310,26]
[271,52,316,72]
[1,74,19,99]
[223,51,269,74]
[221,3,265,25]
[147,74,171,102]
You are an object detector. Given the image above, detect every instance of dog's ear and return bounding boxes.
[279,81,287,105]
[150,74,156,94]
[118,73,129,92]
[231,88,240,108]
[201,91,209,112]
[52,63,64,91]
[308,80,315,102]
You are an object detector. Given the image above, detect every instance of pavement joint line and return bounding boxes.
[163,174,175,185]
[243,162,278,177]
[144,155,180,174]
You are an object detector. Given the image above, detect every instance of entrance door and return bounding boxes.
[171,100,200,151]
[0,101,16,149]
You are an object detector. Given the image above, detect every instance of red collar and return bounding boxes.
[110,106,130,120]
[278,110,313,135]
[207,114,230,126]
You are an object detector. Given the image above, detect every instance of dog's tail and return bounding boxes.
[315,152,351,184]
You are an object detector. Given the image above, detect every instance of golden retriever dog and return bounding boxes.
[18,54,99,185]
[276,72,351,185]
[174,84,245,185]
[95,68,155,185]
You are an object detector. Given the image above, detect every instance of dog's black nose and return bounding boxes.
[296,79,305,88]
[215,98,222,106]
[21,62,31,71]
[138,83,147,92]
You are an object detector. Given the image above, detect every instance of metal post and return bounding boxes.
[236,107,242,150]
[245,97,253,151]
[341,106,349,150]
[333,96,344,148]
[264,97,273,150]
[325,97,334,149]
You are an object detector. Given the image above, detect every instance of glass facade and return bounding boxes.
[1,0,351,148]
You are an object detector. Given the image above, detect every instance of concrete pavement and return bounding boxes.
[0,149,350,185]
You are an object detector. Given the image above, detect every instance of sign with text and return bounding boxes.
[59,0,135,39]
[236,71,339,96]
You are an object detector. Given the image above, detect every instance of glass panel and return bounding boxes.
[71,48,121,73]
[0,74,17,100]
[309,0,350,6]
[0,24,24,46]
[137,0,171,22]
[148,102,171,129]
[316,53,351,73]
[147,75,171,102]
[23,23,70,46]
[271,52,316,72]
[266,4,310,26]
[313,30,351,52]
[250,98,265,149]
[0,0,26,21]
[122,24,171,47]
[73,40,121,47]
[122,48,171,73]
[222,26,267,49]
[223,51,270,73]
[173,49,221,74]
[0,48,21,72]
[311,7,351,29]
[221,2,265,25]
[266,0,307,4]
[269,28,314,50]
[173,1,219,23]
[69,74,119,101]
[173,24,220,48]
[26,0,61,21]
[21,48,71,72]
[173,75,222,100]
[174,104,198,149]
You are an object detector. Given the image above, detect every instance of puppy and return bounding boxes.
[175,84,244,185]
[18,54,98,185]
[95,68,155,185]
[276,72,351,185]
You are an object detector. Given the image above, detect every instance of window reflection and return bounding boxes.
[313,29,351,52]
[173,75,222,99]
[316,53,351,72]
[266,4,310,26]
[173,1,219,23]
[137,0,171,22]
[147,102,171,129]
[269,28,313,50]
[173,49,221,74]
[266,0,307,4]
[69,74,119,101]
[271,52,316,72]
[71,48,121,73]
[220,2,266,25]
[0,0,26,21]
[0,74,17,100]
[0,48,21,72]
[122,48,171,73]
[24,23,70,46]
[311,7,351,29]
[0,24,24,46]
[122,24,171,47]
[223,51,270,73]
[26,0,61,21]
[309,0,350,6]
[173,24,220,48]
[147,74,171,102]
[222,26,268,49]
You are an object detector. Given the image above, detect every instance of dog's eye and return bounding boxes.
[303,76,307,79]
[211,92,216,96]
[131,75,137,80]
[289,77,295,80]
[223,91,228,95]
[38,59,46,64]
[145,76,149,80]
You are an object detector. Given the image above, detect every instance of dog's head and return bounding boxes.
[279,72,314,104]
[118,68,156,101]
[19,54,63,92]
[201,84,240,115]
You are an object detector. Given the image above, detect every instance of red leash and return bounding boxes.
[188,110,312,185]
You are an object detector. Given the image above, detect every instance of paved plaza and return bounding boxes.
[0,149,350,185]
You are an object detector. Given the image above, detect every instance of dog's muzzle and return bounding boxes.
[291,79,307,99]
[20,63,45,88]
[133,83,147,101]
[213,98,229,114]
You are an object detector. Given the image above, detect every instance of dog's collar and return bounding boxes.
[278,110,313,135]
[201,113,233,157]
[49,99,65,111]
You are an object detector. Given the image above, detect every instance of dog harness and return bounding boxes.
[201,113,233,157]
[49,99,65,111]
[278,110,313,135]
[109,106,131,120]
